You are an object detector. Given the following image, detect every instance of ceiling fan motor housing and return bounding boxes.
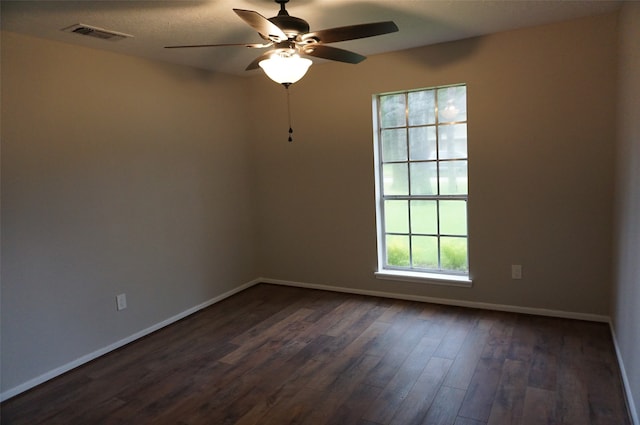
[269,15,309,39]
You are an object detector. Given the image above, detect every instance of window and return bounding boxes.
[373,84,470,284]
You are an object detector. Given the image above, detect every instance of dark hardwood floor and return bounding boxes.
[1,284,631,425]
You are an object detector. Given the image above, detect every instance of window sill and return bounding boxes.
[375,270,472,287]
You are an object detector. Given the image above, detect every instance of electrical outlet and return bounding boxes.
[116,293,127,311]
[511,265,522,280]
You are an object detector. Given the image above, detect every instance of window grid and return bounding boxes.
[376,85,468,275]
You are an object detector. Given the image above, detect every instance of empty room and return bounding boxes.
[1,1,638,424]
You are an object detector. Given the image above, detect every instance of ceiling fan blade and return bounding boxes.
[300,21,398,44]
[233,9,287,42]
[302,44,365,64]
[245,51,274,71]
[164,42,272,49]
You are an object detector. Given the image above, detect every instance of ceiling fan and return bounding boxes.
[165,0,399,86]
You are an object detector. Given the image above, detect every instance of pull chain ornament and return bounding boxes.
[284,82,294,143]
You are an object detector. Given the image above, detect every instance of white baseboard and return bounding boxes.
[260,277,610,323]
[610,322,640,425]
[0,279,261,402]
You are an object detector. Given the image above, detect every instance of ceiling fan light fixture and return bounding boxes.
[259,51,312,85]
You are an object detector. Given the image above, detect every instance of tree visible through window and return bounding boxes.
[373,85,468,276]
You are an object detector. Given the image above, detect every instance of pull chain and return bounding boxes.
[284,83,293,142]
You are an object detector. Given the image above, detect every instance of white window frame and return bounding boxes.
[372,84,472,287]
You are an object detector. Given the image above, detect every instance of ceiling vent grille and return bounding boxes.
[62,24,133,41]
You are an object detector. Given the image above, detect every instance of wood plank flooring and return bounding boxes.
[1,284,631,425]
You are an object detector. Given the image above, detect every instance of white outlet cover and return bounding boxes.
[116,293,127,310]
[511,265,522,279]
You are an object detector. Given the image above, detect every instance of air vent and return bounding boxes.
[62,24,133,42]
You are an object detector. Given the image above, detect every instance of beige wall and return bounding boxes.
[1,32,255,393]
[250,13,618,316]
[613,2,640,422]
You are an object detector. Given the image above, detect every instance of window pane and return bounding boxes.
[440,237,468,272]
[438,86,467,122]
[409,126,436,161]
[386,234,410,266]
[409,162,437,195]
[438,124,467,160]
[383,163,408,195]
[408,90,435,126]
[375,84,468,277]
[412,236,438,269]
[439,160,467,195]
[381,129,407,162]
[385,200,409,233]
[440,200,467,235]
[410,200,437,234]
[380,94,406,128]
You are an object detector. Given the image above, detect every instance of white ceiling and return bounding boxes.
[1,0,623,76]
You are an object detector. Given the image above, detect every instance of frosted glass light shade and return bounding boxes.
[259,53,312,85]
